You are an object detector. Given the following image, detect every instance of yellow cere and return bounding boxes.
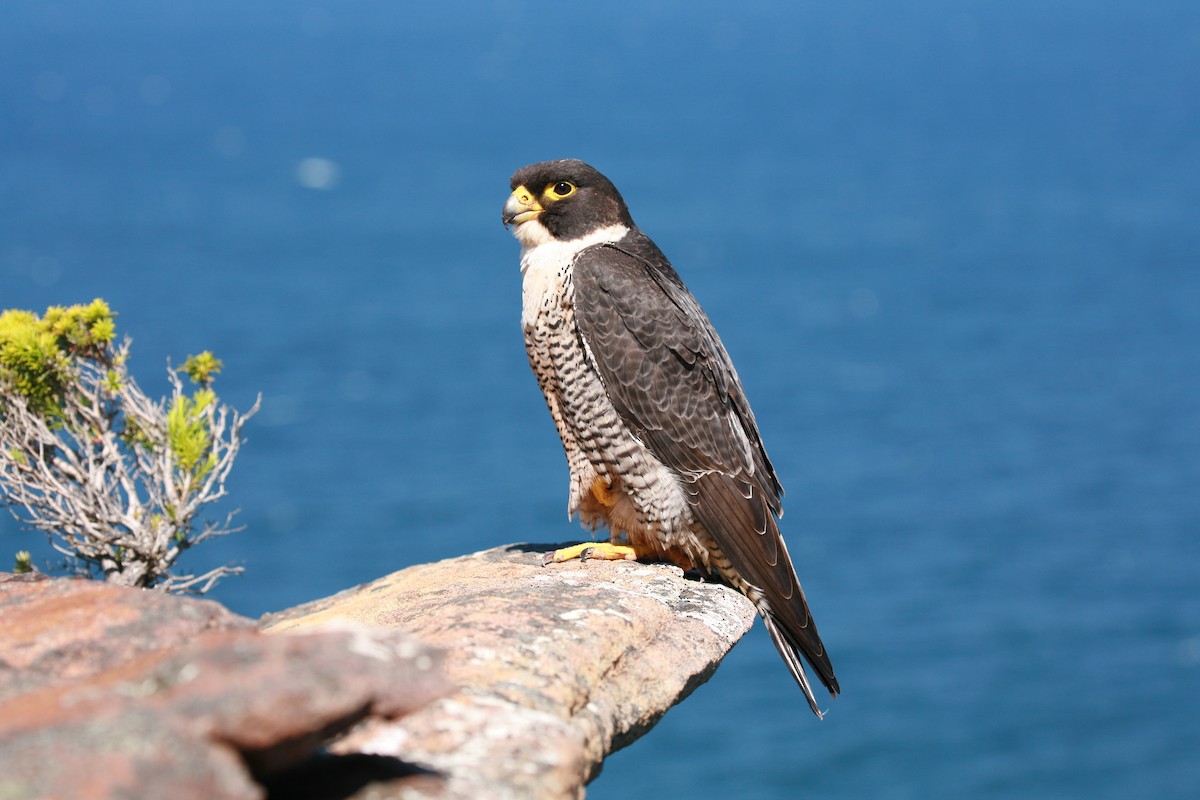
[512,185,541,211]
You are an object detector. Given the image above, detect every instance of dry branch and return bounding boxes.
[1,301,258,592]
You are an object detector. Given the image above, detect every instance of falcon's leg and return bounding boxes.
[589,475,618,508]
[540,539,703,570]
[541,541,639,566]
[540,474,700,568]
[542,477,643,566]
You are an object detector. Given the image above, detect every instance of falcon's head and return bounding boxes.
[503,159,634,249]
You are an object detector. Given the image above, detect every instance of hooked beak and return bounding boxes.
[502,185,542,228]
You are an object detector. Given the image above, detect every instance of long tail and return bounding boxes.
[760,603,839,718]
[687,472,840,717]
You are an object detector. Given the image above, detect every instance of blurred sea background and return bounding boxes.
[3,1,1198,797]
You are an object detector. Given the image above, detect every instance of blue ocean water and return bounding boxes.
[3,1,1198,797]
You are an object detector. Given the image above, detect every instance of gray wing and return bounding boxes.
[572,237,838,706]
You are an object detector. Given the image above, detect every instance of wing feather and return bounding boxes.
[572,235,838,704]
[573,237,780,501]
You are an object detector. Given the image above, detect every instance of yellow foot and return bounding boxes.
[541,542,639,566]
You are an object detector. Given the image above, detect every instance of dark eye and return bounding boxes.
[552,181,574,197]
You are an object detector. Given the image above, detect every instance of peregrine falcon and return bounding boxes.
[503,159,839,717]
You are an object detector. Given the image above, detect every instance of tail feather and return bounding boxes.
[761,607,839,719]
[685,472,840,716]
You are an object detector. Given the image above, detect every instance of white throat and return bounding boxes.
[515,222,630,273]
[517,223,629,330]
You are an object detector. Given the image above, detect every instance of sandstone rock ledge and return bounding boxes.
[264,544,757,799]
[1,543,756,799]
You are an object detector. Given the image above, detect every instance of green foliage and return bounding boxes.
[13,550,32,574]
[42,299,116,354]
[167,388,217,482]
[1,298,257,591]
[0,311,71,418]
[0,299,116,418]
[182,351,222,386]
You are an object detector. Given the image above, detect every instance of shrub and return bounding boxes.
[0,299,259,592]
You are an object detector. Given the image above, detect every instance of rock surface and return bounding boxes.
[0,570,253,703]
[0,573,449,799]
[0,544,757,799]
[262,543,758,800]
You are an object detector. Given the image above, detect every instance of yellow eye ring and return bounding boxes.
[547,181,576,199]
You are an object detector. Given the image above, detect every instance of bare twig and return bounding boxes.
[1,304,259,593]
